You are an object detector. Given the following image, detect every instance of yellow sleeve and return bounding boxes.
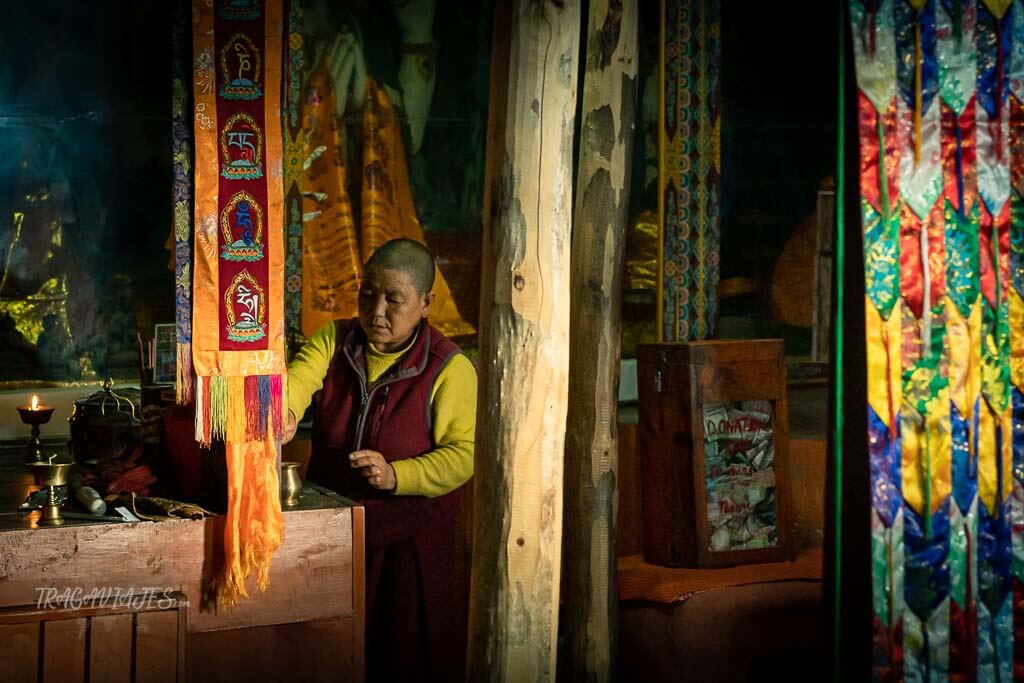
[391,353,476,497]
[286,322,337,420]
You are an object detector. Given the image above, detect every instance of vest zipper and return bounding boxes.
[344,328,429,451]
[370,386,390,445]
[353,377,405,451]
[352,370,371,451]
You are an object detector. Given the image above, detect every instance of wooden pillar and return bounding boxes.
[561,1,638,681]
[467,1,581,681]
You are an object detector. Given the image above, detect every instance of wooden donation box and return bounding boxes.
[637,340,793,568]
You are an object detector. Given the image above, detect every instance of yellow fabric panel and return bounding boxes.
[299,58,362,339]
[981,328,1011,413]
[977,397,1014,514]
[982,0,1014,19]
[901,375,951,519]
[298,70,473,339]
[624,209,659,292]
[866,297,902,427]
[945,297,982,419]
[1011,288,1023,391]
[358,80,473,339]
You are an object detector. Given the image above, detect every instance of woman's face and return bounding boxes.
[357,266,432,352]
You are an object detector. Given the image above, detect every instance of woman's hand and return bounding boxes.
[281,410,298,444]
[350,449,396,491]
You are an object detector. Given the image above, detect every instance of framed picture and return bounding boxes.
[152,324,177,385]
[637,340,794,568]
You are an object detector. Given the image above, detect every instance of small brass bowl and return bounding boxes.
[29,461,73,487]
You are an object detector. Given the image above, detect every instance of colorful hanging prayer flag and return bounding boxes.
[192,0,285,609]
[850,0,1023,678]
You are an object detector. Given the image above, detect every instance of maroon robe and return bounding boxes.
[309,318,466,681]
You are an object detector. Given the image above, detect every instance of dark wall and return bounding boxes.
[0,0,490,382]
[719,2,838,282]
[0,0,173,380]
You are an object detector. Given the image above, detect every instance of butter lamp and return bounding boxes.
[17,394,55,463]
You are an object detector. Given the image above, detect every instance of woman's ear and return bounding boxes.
[422,291,435,318]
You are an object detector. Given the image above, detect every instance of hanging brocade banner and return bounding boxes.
[850,0,1023,679]
[172,2,194,403]
[192,0,285,608]
[658,0,721,342]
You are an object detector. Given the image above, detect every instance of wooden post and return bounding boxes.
[561,1,637,681]
[468,1,581,681]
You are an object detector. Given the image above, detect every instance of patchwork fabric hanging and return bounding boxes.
[850,0,1023,678]
[191,0,285,608]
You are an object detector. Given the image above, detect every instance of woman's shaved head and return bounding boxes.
[364,238,436,294]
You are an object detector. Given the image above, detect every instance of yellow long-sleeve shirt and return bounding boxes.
[287,322,476,497]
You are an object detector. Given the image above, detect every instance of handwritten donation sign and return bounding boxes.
[702,400,778,552]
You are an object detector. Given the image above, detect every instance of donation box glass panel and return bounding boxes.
[701,400,778,552]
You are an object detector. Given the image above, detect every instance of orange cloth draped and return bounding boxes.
[300,60,474,339]
[299,59,362,336]
[617,548,823,604]
[216,439,285,606]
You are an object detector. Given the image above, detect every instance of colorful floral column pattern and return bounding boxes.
[659,0,721,342]
[851,0,1023,679]
[282,0,303,339]
[173,2,194,402]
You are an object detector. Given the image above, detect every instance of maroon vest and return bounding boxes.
[309,318,462,547]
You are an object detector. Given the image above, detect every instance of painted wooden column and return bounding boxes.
[658,0,721,342]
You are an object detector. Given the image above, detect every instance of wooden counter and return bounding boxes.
[0,446,364,682]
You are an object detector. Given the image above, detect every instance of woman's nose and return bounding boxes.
[373,296,387,318]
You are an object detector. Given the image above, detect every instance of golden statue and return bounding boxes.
[0,155,76,377]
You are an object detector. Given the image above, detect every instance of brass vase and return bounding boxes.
[281,461,302,507]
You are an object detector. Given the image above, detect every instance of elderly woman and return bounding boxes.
[283,237,475,681]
